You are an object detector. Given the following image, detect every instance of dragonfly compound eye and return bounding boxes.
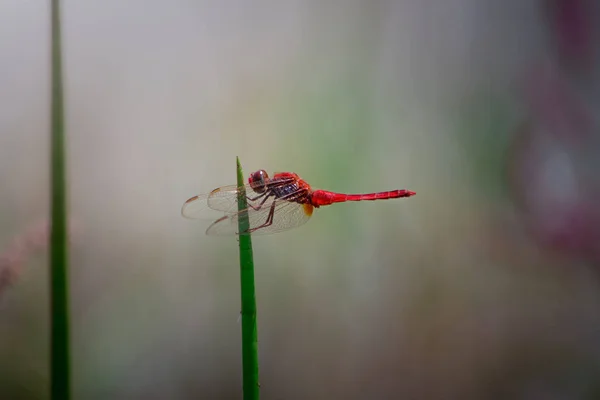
[248,170,269,192]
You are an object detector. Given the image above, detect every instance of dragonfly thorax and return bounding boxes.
[271,182,303,200]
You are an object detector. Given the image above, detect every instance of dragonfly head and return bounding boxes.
[248,169,269,193]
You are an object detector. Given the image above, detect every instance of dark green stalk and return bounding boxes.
[50,0,70,399]
[236,157,260,399]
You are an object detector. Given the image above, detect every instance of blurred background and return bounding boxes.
[1,0,600,398]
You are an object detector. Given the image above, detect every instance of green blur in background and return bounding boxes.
[1,1,600,399]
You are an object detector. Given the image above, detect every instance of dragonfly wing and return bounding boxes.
[182,176,297,219]
[205,199,313,236]
[181,184,263,219]
[206,185,244,214]
[181,193,215,219]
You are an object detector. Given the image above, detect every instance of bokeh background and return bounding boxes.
[2,1,600,399]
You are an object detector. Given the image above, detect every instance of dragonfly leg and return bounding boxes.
[247,192,267,202]
[247,200,276,233]
[246,193,272,211]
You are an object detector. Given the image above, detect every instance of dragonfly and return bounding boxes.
[181,170,416,236]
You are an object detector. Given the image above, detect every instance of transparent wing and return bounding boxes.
[181,176,298,219]
[182,183,275,219]
[206,199,314,236]
[182,185,242,219]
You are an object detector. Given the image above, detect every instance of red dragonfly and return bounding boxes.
[181,170,416,236]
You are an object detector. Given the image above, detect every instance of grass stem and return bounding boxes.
[236,157,260,399]
[50,0,70,398]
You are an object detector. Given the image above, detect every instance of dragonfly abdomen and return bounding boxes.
[345,190,415,201]
[310,189,415,206]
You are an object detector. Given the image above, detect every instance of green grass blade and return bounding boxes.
[50,0,71,399]
[236,157,260,399]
